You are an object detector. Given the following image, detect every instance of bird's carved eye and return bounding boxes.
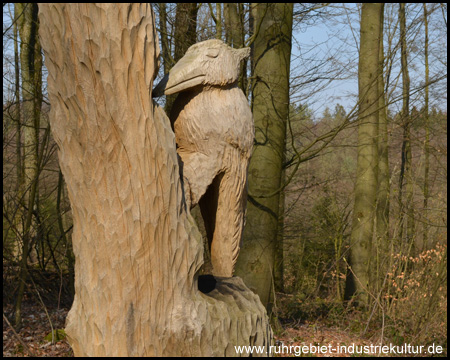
[206,48,220,58]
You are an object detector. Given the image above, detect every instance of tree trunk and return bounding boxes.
[274,166,286,294]
[14,6,23,196]
[14,2,42,328]
[375,4,390,293]
[216,4,222,40]
[398,3,415,255]
[173,3,198,61]
[12,1,24,266]
[165,3,198,114]
[422,3,430,251]
[345,3,383,306]
[38,4,271,356]
[158,3,172,76]
[57,171,75,297]
[235,3,293,310]
[224,3,247,92]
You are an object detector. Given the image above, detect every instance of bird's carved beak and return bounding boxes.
[152,52,206,97]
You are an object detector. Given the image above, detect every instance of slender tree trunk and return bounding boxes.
[165,3,198,114]
[224,3,247,92]
[14,2,42,328]
[13,4,24,262]
[345,3,383,306]
[224,4,232,46]
[422,3,430,251]
[238,4,247,93]
[173,3,198,62]
[235,3,293,310]
[38,4,271,356]
[274,164,286,294]
[375,4,390,293]
[158,3,172,76]
[57,171,74,297]
[224,3,242,47]
[14,8,23,196]
[216,3,222,40]
[398,3,414,255]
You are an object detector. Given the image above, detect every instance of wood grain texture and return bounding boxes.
[38,4,270,356]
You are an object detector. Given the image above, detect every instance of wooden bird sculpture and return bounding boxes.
[153,39,253,278]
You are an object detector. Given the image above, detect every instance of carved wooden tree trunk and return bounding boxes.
[38,4,271,356]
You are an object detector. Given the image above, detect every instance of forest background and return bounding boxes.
[2,3,447,356]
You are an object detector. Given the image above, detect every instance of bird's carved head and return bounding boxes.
[153,39,250,97]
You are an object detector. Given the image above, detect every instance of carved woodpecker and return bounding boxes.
[153,39,253,278]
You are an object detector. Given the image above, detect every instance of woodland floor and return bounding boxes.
[273,322,382,357]
[3,302,72,357]
[3,301,379,358]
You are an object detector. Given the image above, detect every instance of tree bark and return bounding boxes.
[235,3,293,310]
[14,2,42,328]
[12,1,24,269]
[398,3,415,255]
[216,4,222,40]
[173,3,198,62]
[422,3,430,251]
[345,3,383,306]
[158,3,172,76]
[38,4,271,356]
[14,6,23,196]
[56,171,75,297]
[375,4,389,293]
[165,3,198,114]
[224,3,247,92]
